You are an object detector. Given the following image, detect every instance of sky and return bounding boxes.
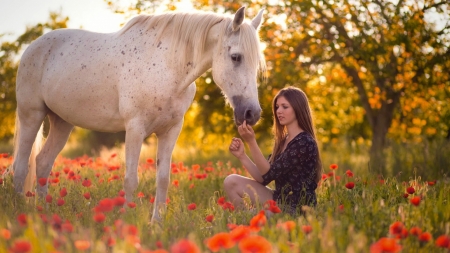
[0,0,127,41]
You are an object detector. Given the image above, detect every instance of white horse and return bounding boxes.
[12,7,265,223]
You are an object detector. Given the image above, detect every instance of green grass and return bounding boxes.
[0,151,449,253]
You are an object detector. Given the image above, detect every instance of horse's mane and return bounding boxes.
[117,10,266,73]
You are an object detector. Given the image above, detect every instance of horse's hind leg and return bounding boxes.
[151,120,184,224]
[35,112,74,197]
[13,108,47,193]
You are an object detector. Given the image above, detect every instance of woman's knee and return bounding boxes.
[223,174,240,190]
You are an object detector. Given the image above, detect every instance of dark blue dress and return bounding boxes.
[262,132,319,214]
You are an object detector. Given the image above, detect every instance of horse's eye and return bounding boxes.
[231,54,242,63]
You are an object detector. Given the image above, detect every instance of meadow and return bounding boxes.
[0,149,449,253]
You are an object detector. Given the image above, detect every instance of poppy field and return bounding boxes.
[0,152,449,253]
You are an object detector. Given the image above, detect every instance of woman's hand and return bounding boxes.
[237,121,256,143]
[229,137,245,159]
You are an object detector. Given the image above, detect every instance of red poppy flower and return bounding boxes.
[149,197,155,203]
[93,212,106,223]
[36,206,43,212]
[74,240,90,250]
[118,190,125,197]
[345,170,353,177]
[409,227,422,237]
[302,225,312,234]
[25,191,34,197]
[137,192,145,198]
[172,180,179,187]
[217,197,226,206]
[46,194,53,203]
[277,221,296,232]
[222,202,235,212]
[435,235,450,248]
[0,178,3,185]
[406,186,415,194]
[60,187,67,198]
[156,240,163,248]
[57,198,65,206]
[229,225,251,242]
[329,164,338,170]
[206,232,235,252]
[427,180,436,186]
[17,214,27,226]
[127,202,136,208]
[0,228,11,239]
[82,179,91,187]
[389,221,404,235]
[114,196,126,206]
[61,221,74,233]
[95,198,114,213]
[238,235,272,253]
[410,196,421,206]
[187,203,197,210]
[264,200,281,213]
[83,192,91,200]
[369,237,402,253]
[345,182,355,189]
[418,232,432,242]
[38,178,47,186]
[402,193,409,198]
[170,239,200,253]
[63,167,70,174]
[9,240,32,253]
[205,214,214,222]
[249,211,266,229]
[321,174,328,180]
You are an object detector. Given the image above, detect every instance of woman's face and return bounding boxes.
[275,96,297,126]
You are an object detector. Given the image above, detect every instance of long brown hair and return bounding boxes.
[268,86,322,183]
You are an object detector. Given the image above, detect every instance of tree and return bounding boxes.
[0,13,69,141]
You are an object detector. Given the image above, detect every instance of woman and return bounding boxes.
[224,86,322,215]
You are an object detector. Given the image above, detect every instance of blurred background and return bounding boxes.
[0,0,449,180]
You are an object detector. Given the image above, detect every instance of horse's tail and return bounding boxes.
[12,111,44,194]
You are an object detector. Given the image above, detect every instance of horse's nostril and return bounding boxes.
[245,110,253,121]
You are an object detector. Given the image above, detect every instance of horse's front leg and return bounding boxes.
[151,120,184,224]
[123,121,146,205]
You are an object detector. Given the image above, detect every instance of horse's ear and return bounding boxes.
[232,7,246,32]
[251,9,264,30]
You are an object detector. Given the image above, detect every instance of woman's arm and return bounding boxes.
[229,138,265,182]
[237,121,271,176]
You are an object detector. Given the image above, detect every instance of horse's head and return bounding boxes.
[211,7,265,126]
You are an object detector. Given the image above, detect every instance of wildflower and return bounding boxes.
[0,178,2,185]
[222,202,235,212]
[156,240,163,248]
[206,232,235,252]
[149,196,155,203]
[409,227,422,237]
[264,200,281,213]
[36,205,43,212]
[402,193,409,198]
[1,228,11,239]
[205,214,214,222]
[187,203,197,210]
[25,191,33,197]
[118,190,125,197]
[302,225,312,234]
[277,221,296,232]
[321,174,328,180]
[227,223,238,230]
[410,196,421,206]
[95,198,114,212]
[189,183,195,189]
[170,239,200,253]
[137,192,145,198]
[127,202,136,208]
[435,235,450,248]
[93,213,106,223]
[74,240,90,250]
[83,192,91,200]
[238,235,272,253]
[9,240,32,253]
[230,225,251,242]
[17,214,27,226]
[345,182,355,189]
[61,220,73,233]
[82,179,91,187]
[172,180,179,187]
[329,164,338,170]
[114,196,126,206]
[369,237,402,253]
[217,197,226,206]
[38,177,47,186]
[57,198,65,206]
[345,170,353,177]
[406,186,415,194]
[250,211,267,229]
[418,232,432,242]
[60,187,67,198]
[389,221,404,235]
[427,180,436,186]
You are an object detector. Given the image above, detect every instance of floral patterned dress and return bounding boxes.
[261,131,319,214]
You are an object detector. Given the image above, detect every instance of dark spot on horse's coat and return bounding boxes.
[60,52,63,56]
[122,63,124,67]
[231,83,233,86]
[121,51,125,55]
[158,107,162,111]
[157,41,162,48]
